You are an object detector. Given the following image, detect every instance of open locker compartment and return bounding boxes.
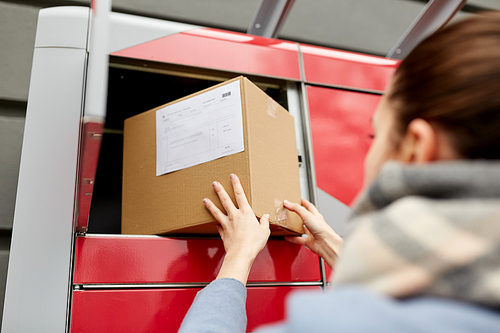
[86,57,292,235]
[73,58,324,332]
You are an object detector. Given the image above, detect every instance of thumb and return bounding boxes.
[285,235,307,246]
[259,214,270,229]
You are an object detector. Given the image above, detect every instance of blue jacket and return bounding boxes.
[180,278,500,332]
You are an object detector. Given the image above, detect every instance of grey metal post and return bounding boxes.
[247,0,296,38]
[387,0,466,60]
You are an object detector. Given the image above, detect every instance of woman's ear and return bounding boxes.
[398,118,438,163]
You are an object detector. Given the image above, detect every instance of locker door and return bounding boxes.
[72,236,322,331]
[74,236,321,284]
[70,286,321,332]
[112,28,301,81]
[300,44,398,91]
[307,86,382,235]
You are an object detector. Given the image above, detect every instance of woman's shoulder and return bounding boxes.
[257,286,500,333]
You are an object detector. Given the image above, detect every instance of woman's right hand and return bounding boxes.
[284,199,343,270]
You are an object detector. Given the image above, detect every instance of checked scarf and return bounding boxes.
[332,161,500,307]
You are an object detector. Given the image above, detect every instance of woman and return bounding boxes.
[180,12,500,332]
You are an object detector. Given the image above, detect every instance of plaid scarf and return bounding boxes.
[332,161,500,307]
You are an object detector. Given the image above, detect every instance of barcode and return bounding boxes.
[222,91,231,98]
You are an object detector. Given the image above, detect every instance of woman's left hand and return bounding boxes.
[203,174,271,285]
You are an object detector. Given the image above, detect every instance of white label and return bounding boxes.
[156,80,244,176]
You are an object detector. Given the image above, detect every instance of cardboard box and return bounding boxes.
[122,76,304,236]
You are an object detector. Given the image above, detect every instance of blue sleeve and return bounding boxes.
[255,287,500,333]
[179,278,247,333]
[180,283,500,333]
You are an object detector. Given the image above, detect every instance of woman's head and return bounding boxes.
[364,12,500,186]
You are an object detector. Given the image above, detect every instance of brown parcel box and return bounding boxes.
[122,76,304,236]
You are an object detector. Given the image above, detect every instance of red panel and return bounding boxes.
[70,286,320,332]
[76,121,104,233]
[70,288,198,333]
[308,86,381,206]
[325,263,333,282]
[74,236,320,284]
[112,28,300,80]
[246,286,320,331]
[301,44,399,91]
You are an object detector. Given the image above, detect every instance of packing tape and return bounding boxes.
[274,198,288,226]
[267,99,278,119]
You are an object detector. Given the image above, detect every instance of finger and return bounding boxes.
[203,198,228,225]
[303,225,313,238]
[301,199,320,215]
[284,199,314,221]
[230,174,250,210]
[259,214,270,229]
[212,181,237,214]
[284,235,307,246]
[216,224,224,238]
[216,225,226,243]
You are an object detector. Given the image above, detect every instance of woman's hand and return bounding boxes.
[284,199,343,270]
[203,174,271,285]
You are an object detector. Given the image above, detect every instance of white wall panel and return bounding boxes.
[2,46,86,333]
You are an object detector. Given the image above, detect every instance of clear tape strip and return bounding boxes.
[274,198,288,227]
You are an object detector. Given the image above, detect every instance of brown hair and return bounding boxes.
[389,12,500,159]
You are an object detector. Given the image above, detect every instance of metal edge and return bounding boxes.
[297,42,305,83]
[286,82,309,202]
[297,46,326,289]
[109,55,301,83]
[247,0,296,38]
[75,281,323,290]
[78,233,222,239]
[297,82,317,206]
[319,258,327,290]
[109,61,283,90]
[65,9,92,333]
[387,0,466,59]
[304,80,385,95]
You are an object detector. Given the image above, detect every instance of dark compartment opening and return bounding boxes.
[87,64,288,234]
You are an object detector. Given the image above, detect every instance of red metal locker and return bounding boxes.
[70,12,398,333]
[70,286,320,332]
[112,28,301,80]
[74,236,321,284]
[307,86,382,206]
[300,44,398,91]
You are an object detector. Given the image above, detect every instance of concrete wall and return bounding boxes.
[0,0,497,327]
[0,2,40,323]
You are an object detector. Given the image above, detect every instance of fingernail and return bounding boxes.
[284,200,290,205]
[230,174,235,180]
[212,181,219,188]
[203,198,208,204]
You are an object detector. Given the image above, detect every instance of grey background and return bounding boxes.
[0,0,499,325]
